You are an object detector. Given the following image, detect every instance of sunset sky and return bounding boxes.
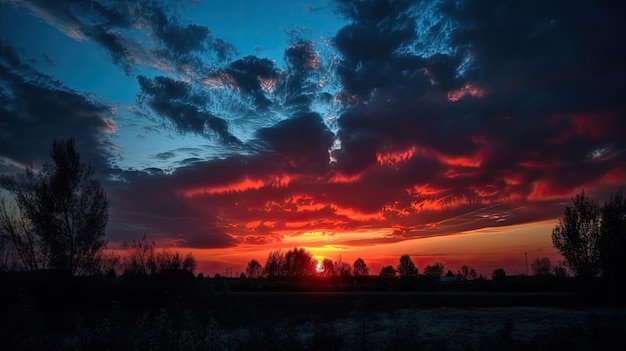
[1,0,625,277]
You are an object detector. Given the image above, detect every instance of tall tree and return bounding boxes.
[283,247,316,278]
[552,191,601,277]
[599,190,626,285]
[352,258,370,276]
[245,259,263,279]
[264,250,284,279]
[397,254,418,277]
[0,139,108,275]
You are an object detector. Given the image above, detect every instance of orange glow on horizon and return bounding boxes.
[180,220,562,279]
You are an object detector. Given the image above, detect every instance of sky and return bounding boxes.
[1,0,625,277]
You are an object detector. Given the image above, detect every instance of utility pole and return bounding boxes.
[224,267,232,278]
[525,252,528,275]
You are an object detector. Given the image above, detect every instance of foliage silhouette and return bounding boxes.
[423,262,444,278]
[333,254,352,277]
[245,259,263,278]
[552,263,568,277]
[599,190,626,289]
[492,268,506,280]
[352,257,370,276]
[263,247,316,279]
[552,189,626,281]
[264,249,284,279]
[379,265,396,278]
[461,264,477,279]
[552,190,601,277]
[321,258,335,277]
[0,138,108,275]
[397,254,418,277]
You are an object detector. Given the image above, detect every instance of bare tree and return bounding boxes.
[0,139,108,275]
[397,254,418,277]
[123,234,156,275]
[352,258,370,276]
[0,197,48,271]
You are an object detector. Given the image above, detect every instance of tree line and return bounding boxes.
[244,248,485,281]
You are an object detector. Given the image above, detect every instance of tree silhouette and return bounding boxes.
[531,257,552,277]
[0,139,108,275]
[264,250,284,279]
[262,247,316,279]
[352,258,369,276]
[321,258,335,277]
[397,254,417,277]
[599,190,626,287]
[423,262,444,278]
[333,255,352,277]
[122,235,196,275]
[553,263,568,277]
[552,191,601,277]
[123,234,156,275]
[0,192,47,271]
[283,247,316,278]
[379,265,396,278]
[492,268,506,280]
[461,265,478,279]
[245,259,263,278]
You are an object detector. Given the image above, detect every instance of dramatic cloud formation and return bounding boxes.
[1,0,624,274]
[0,41,115,174]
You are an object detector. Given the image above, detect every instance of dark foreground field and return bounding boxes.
[2,273,625,350]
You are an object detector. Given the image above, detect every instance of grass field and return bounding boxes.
[2,274,624,350]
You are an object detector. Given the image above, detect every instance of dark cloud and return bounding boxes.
[279,41,323,112]
[110,0,625,249]
[150,5,210,55]
[106,172,236,248]
[225,56,280,109]
[137,75,240,143]
[256,112,335,171]
[89,25,133,74]
[9,0,239,75]
[0,42,114,175]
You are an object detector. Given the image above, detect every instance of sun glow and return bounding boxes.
[315,260,324,273]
